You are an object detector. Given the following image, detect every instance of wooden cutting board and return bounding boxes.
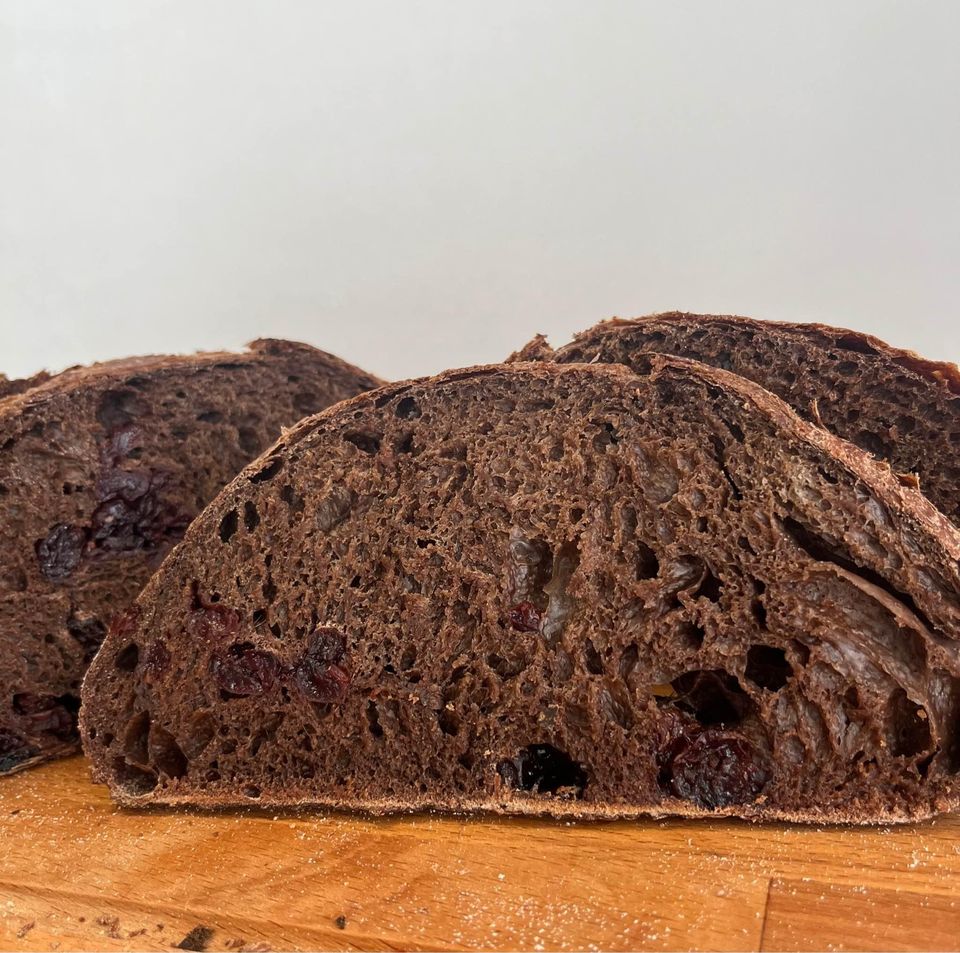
[2,757,960,952]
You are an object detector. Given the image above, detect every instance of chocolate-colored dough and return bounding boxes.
[81,360,960,822]
[1,340,380,774]
[513,313,960,525]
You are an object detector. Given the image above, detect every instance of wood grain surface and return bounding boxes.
[2,757,959,952]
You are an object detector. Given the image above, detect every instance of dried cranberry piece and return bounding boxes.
[296,663,351,704]
[110,606,141,640]
[295,627,350,703]
[508,601,541,633]
[0,730,38,773]
[100,423,142,465]
[210,643,280,697]
[190,602,241,642]
[308,627,347,665]
[91,468,190,554]
[67,613,107,662]
[667,729,771,809]
[97,467,152,502]
[144,640,171,679]
[36,523,88,582]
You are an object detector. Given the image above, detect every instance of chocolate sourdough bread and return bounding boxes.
[516,313,960,525]
[1,340,380,774]
[82,360,960,822]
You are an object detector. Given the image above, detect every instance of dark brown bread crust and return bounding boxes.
[519,313,960,526]
[1,340,381,774]
[82,360,960,823]
[0,371,52,402]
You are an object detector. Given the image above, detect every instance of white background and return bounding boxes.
[2,1,959,382]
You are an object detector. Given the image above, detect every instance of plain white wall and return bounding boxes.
[2,0,959,382]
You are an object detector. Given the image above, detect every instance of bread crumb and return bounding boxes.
[175,925,214,951]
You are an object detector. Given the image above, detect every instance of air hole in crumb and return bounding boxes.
[745,645,791,692]
[696,517,708,533]
[496,744,587,797]
[197,410,223,423]
[249,457,283,483]
[396,432,415,454]
[366,701,384,738]
[438,708,460,735]
[887,689,931,757]
[570,507,585,524]
[115,643,139,672]
[96,389,146,430]
[669,670,752,726]
[344,430,381,454]
[834,333,878,356]
[583,639,604,675]
[280,484,304,511]
[218,510,238,543]
[723,419,745,442]
[678,621,705,650]
[694,567,722,602]
[637,542,659,580]
[619,644,639,679]
[243,501,260,532]
[123,711,151,764]
[395,396,421,419]
[243,785,261,799]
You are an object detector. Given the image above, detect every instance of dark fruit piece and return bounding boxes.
[91,468,190,554]
[100,423,142,465]
[294,628,350,703]
[507,601,541,633]
[36,523,88,582]
[144,640,172,679]
[295,662,350,704]
[189,602,241,642]
[306,627,347,664]
[497,743,587,796]
[666,729,771,809]
[210,643,280,697]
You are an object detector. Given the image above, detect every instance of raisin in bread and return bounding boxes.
[514,313,960,525]
[81,360,960,822]
[0,340,380,774]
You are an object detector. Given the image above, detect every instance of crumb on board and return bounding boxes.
[176,925,215,951]
[16,921,35,939]
[96,915,122,939]
[334,915,347,930]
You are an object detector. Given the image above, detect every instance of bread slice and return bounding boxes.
[81,359,960,822]
[513,313,960,526]
[1,340,381,774]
